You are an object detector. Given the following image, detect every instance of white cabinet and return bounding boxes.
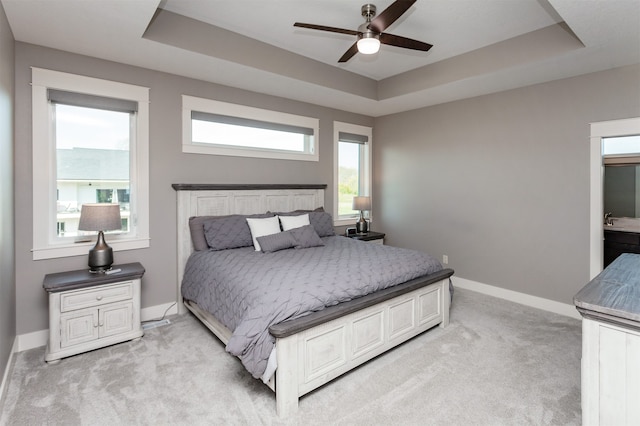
[574,253,640,426]
[581,318,640,425]
[43,263,144,362]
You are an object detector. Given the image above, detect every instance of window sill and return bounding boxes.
[334,217,372,227]
[32,238,150,260]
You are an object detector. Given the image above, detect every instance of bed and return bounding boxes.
[172,184,454,416]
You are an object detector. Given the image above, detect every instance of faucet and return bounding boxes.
[604,212,614,226]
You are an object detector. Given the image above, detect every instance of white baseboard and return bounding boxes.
[13,301,181,354]
[141,301,179,322]
[0,338,18,405]
[16,329,48,352]
[453,277,582,320]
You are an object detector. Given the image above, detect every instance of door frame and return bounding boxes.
[590,117,640,279]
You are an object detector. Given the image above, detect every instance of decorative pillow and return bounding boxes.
[289,225,324,249]
[279,213,310,231]
[197,214,272,251]
[309,211,335,237]
[256,232,297,253]
[246,216,281,251]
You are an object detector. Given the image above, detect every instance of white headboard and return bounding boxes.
[172,184,327,313]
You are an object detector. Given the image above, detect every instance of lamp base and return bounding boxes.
[88,231,114,273]
[356,213,369,234]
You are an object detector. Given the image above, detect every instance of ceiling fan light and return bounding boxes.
[357,36,380,55]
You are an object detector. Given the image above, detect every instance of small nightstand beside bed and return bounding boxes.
[173,184,454,417]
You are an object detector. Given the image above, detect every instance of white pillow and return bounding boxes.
[246,216,281,251]
[278,213,310,231]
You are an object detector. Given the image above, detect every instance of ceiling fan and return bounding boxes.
[293,0,433,63]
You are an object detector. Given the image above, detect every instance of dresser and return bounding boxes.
[574,253,640,425]
[43,262,145,363]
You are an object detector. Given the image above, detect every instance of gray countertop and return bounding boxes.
[574,253,640,329]
[604,217,640,233]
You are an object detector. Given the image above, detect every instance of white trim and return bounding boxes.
[140,302,179,322]
[15,329,48,352]
[31,67,150,260]
[32,238,151,260]
[333,121,373,225]
[452,276,582,320]
[589,117,640,280]
[0,338,18,404]
[182,95,319,162]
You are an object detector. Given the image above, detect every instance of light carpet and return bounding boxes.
[0,288,582,425]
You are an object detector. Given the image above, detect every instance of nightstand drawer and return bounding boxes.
[60,282,133,312]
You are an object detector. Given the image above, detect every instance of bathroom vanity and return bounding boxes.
[574,253,640,425]
[603,217,640,268]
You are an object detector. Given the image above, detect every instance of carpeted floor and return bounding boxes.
[0,288,582,425]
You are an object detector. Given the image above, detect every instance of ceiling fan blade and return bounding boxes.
[294,22,359,36]
[338,42,359,63]
[379,32,432,51]
[369,0,416,33]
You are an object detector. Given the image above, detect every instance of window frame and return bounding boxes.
[182,95,319,162]
[333,121,373,226]
[31,67,150,260]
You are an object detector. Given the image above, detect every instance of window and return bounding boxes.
[32,68,149,260]
[333,122,372,225]
[182,95,319,161]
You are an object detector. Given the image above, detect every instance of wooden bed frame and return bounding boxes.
[172,184,453,417]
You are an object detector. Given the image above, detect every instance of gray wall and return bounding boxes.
[0,2,15,387]
[14,42,373,335]
[374,64,640,305]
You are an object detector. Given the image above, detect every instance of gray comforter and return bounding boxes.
[181,236,443,378]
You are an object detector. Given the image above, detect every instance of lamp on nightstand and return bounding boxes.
[352,196,371,234]
[78,203,122,273]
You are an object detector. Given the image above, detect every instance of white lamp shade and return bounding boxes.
[78,203,122,232]
[357,37,380,54]
[352,196,371,211]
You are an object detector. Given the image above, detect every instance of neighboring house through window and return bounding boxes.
[333,121,372,226]
[31,68,149,260]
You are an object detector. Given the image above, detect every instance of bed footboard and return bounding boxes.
[273,276,451,417]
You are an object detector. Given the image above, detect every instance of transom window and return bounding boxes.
[182,95,319,161]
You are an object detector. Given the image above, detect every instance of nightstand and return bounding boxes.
[347,231,385,245]
[43,262,145,363]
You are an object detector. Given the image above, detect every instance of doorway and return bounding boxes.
[589,117,640,279]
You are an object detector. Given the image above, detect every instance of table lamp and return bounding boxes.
[352,196,371,234]
[78,203,122,272]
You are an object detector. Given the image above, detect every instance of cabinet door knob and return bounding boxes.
[95,295,103,301]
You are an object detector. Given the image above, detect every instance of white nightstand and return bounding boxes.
[43,262,145,363]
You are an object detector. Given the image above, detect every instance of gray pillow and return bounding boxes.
[257,224,324,252]
[256,231,297,253]
[289,225,324,249]
[309,211,335,237]
[189,215,228,251]
[202,214,273,251]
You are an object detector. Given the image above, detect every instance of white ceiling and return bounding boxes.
[2,0,639,116]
